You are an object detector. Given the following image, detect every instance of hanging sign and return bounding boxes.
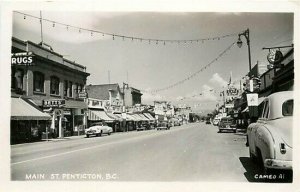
[246,93,258,106]
[267,49,283,65]
[78,92,87,99]
[43,99,65,108]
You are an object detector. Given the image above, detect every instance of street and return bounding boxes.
[11,122,266,182]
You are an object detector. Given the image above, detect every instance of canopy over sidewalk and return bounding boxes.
[11,97,51,121]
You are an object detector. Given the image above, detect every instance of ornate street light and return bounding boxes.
[237,28,252,73]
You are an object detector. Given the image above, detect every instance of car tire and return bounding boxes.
[233,129,237,133]
[249,148,256,162]
[108,132,111,135]
[86,134,89,138]
[99,131,102,137]
[219,129,222,133]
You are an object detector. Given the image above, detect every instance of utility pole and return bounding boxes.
[108,70,111,84]
[39,11,44,44]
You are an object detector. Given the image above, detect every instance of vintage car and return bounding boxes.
[205,118,211,124]
[212,118,220,126]
[156,120,171,130]
[218,117,236,133]
[85,122,113,138]
[247,91,293,173]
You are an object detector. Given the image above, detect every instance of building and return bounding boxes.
[11,37,90,142]
[85,84,124,131]
[86,84,124,112]
[123,86,142,107]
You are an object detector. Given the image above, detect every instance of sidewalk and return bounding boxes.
[41,135,86,142]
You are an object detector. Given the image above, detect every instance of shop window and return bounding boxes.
[64,80,68,97]
[33,71,44,93]
[11,68,24,90]
[69,81,73,97]
[75,83,79,93]
[50,76,60,95]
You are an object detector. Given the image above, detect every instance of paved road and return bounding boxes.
[11,122,254,181]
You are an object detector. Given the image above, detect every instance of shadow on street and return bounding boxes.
[239,157,293,183]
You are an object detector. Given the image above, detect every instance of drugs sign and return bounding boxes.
[11,52,34,66]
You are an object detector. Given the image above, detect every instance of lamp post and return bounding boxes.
[237,28,252,74]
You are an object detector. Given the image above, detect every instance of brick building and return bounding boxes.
[11,37,90,143]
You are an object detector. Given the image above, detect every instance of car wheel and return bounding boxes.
[99,131,102,137]
[86,134,89,138]
[219,129,222,133]
[233,129,237,133]
[108,132,111,135]
[249,147,256,162]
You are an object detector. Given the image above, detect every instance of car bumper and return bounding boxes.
[264,159,292,170]
[219,127,236,130]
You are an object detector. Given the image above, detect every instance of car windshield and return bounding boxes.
[282,99,293,116]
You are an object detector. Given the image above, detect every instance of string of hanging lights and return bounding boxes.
[16,11,240,45]
[140,41,236,94]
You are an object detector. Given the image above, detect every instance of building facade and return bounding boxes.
[11,37,90,141]
[124,86,142,107]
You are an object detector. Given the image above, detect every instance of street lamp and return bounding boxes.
[237,28,252,74]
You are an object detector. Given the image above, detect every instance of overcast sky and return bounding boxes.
[12,11,293,112]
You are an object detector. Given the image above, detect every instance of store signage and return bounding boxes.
[267,49,283,65]
[246,93,258,106]
[43,99,65,108]
[227,87,239,96]
[11,52,34,66]
[225,103,234,108]
[78,92,87,99]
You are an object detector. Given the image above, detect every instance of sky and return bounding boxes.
[12,11,294,113]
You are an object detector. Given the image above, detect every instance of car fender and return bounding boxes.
[255,125,276,161]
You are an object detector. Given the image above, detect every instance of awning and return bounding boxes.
[126,114,136,121]
[11,97,51,120]
[132,114,143,121]
[138,114,150,121]
[144,113,155,121]
[107,113,123,121]
[88,110,115,122]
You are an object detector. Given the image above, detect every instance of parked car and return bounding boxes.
[157,121,171,130]
[247,91,293,173]
[205,118,211,124]
[218,117,236,133]
[85,122,113,138]
[212,118,220,126]
[171,118,181,126]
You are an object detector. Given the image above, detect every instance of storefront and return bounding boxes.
[11,97,51,144]
[42,99,88,138]
[87,109,115,130]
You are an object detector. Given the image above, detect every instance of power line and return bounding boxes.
[15,11,240,45]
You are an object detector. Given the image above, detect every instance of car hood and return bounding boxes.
[267,117,293,148]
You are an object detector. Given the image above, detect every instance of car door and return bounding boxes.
[249,100,266,154]
[256,99,270,160]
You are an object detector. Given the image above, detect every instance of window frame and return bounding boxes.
[282,99,293,116]
[50,76,60,96]
[33,71,45,93]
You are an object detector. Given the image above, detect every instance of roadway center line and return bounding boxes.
[11,125,194,165]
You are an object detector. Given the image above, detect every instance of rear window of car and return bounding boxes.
[282,99,293,116]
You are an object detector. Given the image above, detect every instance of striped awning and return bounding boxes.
[137,114,150,121]
[107,113,123,121]
[143,113,155,121]
[11,97,51,121]
[88,110,115,122]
